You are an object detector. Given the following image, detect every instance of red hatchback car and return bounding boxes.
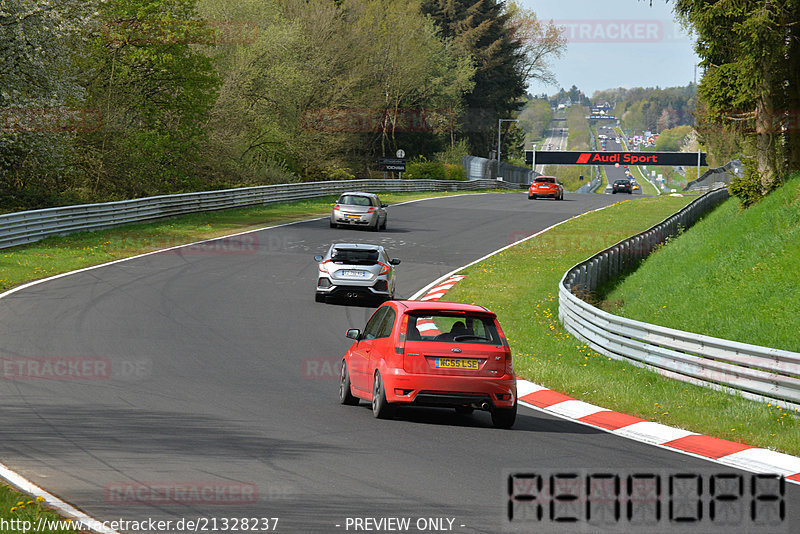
[339,300,517,428]
[528,176,564,200]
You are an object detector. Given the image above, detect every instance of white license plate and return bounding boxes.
[340,270,368,278]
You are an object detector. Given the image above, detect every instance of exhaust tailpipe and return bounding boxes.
[480,401,491,411]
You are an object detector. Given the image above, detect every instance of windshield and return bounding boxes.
[339,195,372,207]
[406,313,500,344]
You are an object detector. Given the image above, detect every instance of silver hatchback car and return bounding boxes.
[314,243,400,303]
[330,192,387,231]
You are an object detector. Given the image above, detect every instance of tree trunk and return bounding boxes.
[785,1,800,174]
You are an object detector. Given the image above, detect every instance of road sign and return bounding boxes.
[379,157,406,172]
[396,149,405,158]
[524,150,707,167]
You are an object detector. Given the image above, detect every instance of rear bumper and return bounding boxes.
[332,213,377,226]
[382,369,517,409]
[529,189,558,198]
[316,277,391,298]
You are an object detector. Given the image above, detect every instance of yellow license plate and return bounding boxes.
[434,358,479,370]
[346,214,361,219]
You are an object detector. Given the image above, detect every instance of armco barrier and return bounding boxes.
[0,179,522,250]
[559,187,800,408]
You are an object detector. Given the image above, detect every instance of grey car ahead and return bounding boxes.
[314,243,400,303]
[330,192,387,231]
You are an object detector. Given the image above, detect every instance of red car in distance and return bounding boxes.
[339,300,517,428]
[528,176,564,200]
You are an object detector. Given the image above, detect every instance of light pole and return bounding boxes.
[497,118,519,178]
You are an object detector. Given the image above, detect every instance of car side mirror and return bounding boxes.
[381,203,388,208]
[346,329,361,340]
[314,255,323,262]
[389,259,401,265]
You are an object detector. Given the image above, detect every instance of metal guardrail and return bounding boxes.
[461,155,537,184]
[559,187,800,408]
[0,178,522,250]
[576,166,601,194]
[684,158,743,192]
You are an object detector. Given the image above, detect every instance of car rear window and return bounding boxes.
[405,313,500,344]
[535,177,556,184]
[339,195,372,206]
[615,180,630,185]
[332,248,379,264]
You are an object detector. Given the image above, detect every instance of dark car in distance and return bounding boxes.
[612,179,633,194]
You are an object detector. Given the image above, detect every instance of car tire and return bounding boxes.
[612,191,617,194]
[372,371,394,419]
[370,220,379,232]
[380,217,387,230]
[339,361,360,406]
[330,221,337,229]
[455,406,474,415]
[315,293,326,303]
[491,402,517,429]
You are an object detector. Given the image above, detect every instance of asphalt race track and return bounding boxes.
[1,192,797,533]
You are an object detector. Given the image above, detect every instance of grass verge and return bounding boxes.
[443,194,800,456]
[0,485,79,533]
[0,190,511,293]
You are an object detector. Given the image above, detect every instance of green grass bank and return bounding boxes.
[605,174,800,353]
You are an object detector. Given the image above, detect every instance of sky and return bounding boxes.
[521,0,700,97]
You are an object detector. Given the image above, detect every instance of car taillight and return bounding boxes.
[334,204,340,210]
[367,207,376,213]
[395,314,408,354]
[318,260,331,273]
[505,352,514,375]
[378,262,390,275]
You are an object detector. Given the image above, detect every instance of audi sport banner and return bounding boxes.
[525,151,707,167]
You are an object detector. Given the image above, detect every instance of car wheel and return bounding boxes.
[372,371,394,419]
[380,217,387,230]
[527,195,534,200]
[339,361,360,406]
[455,406,474,415]
[370,220,379,232]
[612,191,617,194]
[315,293,326,303]
[491,402,517,429]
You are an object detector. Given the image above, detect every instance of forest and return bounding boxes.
[0,0,565,211]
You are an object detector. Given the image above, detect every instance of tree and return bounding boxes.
[0,0,99,208]
[421,0,564,156]
[203,0,474,178]
[75,0,221,198]
[667,0,800,198]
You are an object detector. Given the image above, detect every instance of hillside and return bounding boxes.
[604,175,800,352]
